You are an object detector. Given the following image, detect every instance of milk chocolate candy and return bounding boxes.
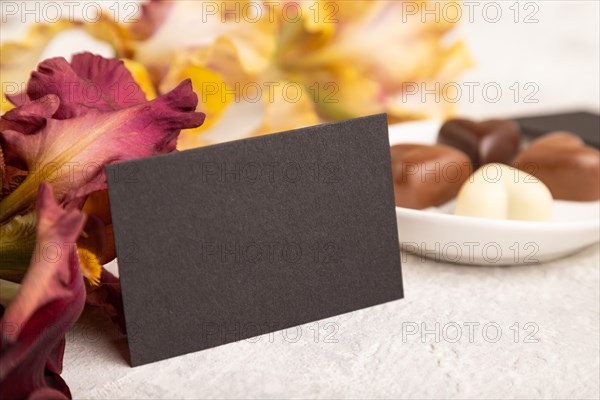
[512,132,600,201]
[390,144,471,209]
[438,119,522,168]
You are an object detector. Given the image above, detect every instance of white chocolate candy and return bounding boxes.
[454,163,553,221]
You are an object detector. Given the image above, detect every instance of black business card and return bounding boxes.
[106,114,403,366]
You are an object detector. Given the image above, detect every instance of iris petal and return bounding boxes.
[0,53,205,222]
[0,183,86,400]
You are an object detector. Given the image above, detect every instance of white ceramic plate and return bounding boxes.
[389,121,600,265]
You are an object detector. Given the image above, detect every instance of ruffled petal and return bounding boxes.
[23,53,147,119]
[0,183,86,400]
[0,95,60,137]
[276,0,472,121]
[0,52,205,221]
[0,77,205,221]
[0,12,134,109]
[129,0,276,80]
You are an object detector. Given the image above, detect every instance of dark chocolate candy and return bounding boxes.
[438,119,522,168]
[390,144,472,209]
[512,132,600,201]
[515,111,599,149]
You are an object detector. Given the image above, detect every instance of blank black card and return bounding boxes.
[106,114,403,366]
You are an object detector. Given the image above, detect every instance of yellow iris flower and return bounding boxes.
[0,0,472,149]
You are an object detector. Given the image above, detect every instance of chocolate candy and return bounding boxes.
[515,111,600,149]
[390,144,471,209]
[512,132,600,201]
[454,163,553,222]
[438,119,522,168]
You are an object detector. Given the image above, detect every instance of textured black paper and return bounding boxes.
[106,114,403,366]
[515,111,600,148]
